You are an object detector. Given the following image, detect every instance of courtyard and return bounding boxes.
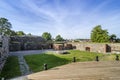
[1,50,120,80]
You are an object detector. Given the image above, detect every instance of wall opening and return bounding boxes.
[0,42,2,47]
[85,47,90,52]
[106,44,111,52]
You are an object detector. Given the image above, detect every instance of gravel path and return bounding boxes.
[18,55,32,75]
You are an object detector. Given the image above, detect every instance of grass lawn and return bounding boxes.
[24,50,110,72]
[0,56,21,79]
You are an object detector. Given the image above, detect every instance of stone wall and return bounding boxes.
[0,35,9,71]
[69,42,120,53]
[74,43,107,53]
[9,36,52,51]
[108,43,120,53]
[53,43,73,50]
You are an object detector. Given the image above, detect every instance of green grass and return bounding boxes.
[0,56,21,79]
[101,54,120,61]
[24,50,105,72]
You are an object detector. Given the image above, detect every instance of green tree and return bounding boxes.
[55,35,64,41]
[4,29,17,36]
[27,33,32,36]
[110,34,116,42]
[116,38,120,43]
[42,32,52,41]
[0,18,12,35]
[91,25,110,43]
[16,31,25,36]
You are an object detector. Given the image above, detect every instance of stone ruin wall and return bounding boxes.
[108,43,120,53]
[53,43,73,50]
[74,43,106,53]
[9,36,120,53]
[0,35,9,71]
[69,42,120,53]
[10,36,52,51]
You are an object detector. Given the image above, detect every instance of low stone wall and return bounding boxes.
[0,35,9,71]
[75,43,106,53]
[69,42,120,53]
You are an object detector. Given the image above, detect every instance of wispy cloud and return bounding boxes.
[0,0,120,39]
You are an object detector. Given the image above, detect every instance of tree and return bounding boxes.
[110,34,116,42]
[116,38,120,43]
[4,29,17,36]
[91,25,110,43]
[55,35,64,41]
[16,31,25,36]
[42,32,52,41]
[0,18,12,35]
[27,33,32,36]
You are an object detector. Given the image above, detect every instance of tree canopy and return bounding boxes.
[91,25,110,43]
[42,32,52,41]
[110,34,117,42]
[55,35,64,41]
[16,31,25,36]
[0,18,12,35]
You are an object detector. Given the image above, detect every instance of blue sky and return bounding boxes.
[0,0,120,39]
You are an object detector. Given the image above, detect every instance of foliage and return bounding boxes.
[116,38,120,43]
[4,29,17,36]
[24,50,103,72]
[91,25,110,43]
[27,33,32,36]
[55,35,64,41]
[0,56,21,79]
[0,18,12,35]
[16,31,25,36]
[42,32,52,41]
[110,34,117,42]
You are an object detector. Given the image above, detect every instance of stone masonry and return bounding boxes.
[9,36,52,51]
[69,42,120,53]
[0,35,9,71]
[75,43,107,53]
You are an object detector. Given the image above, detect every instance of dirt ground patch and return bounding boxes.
[27,61,120,80]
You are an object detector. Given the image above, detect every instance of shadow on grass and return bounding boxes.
[24,54,70,73]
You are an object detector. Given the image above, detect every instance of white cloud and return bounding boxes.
[0,0,120,39]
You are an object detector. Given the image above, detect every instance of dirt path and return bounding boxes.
[27,61,120,80]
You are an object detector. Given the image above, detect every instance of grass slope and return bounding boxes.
[24,50,105,72]
[0,56,21,79]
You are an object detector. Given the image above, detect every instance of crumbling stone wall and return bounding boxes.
[69,42,120,53]
[0,35,9,71]
[75,43,107,53]
[53,43,64,50]
[68,42,107,53]
[108,43,120,53]
[53,43,73,50]
[9,36,52,51]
